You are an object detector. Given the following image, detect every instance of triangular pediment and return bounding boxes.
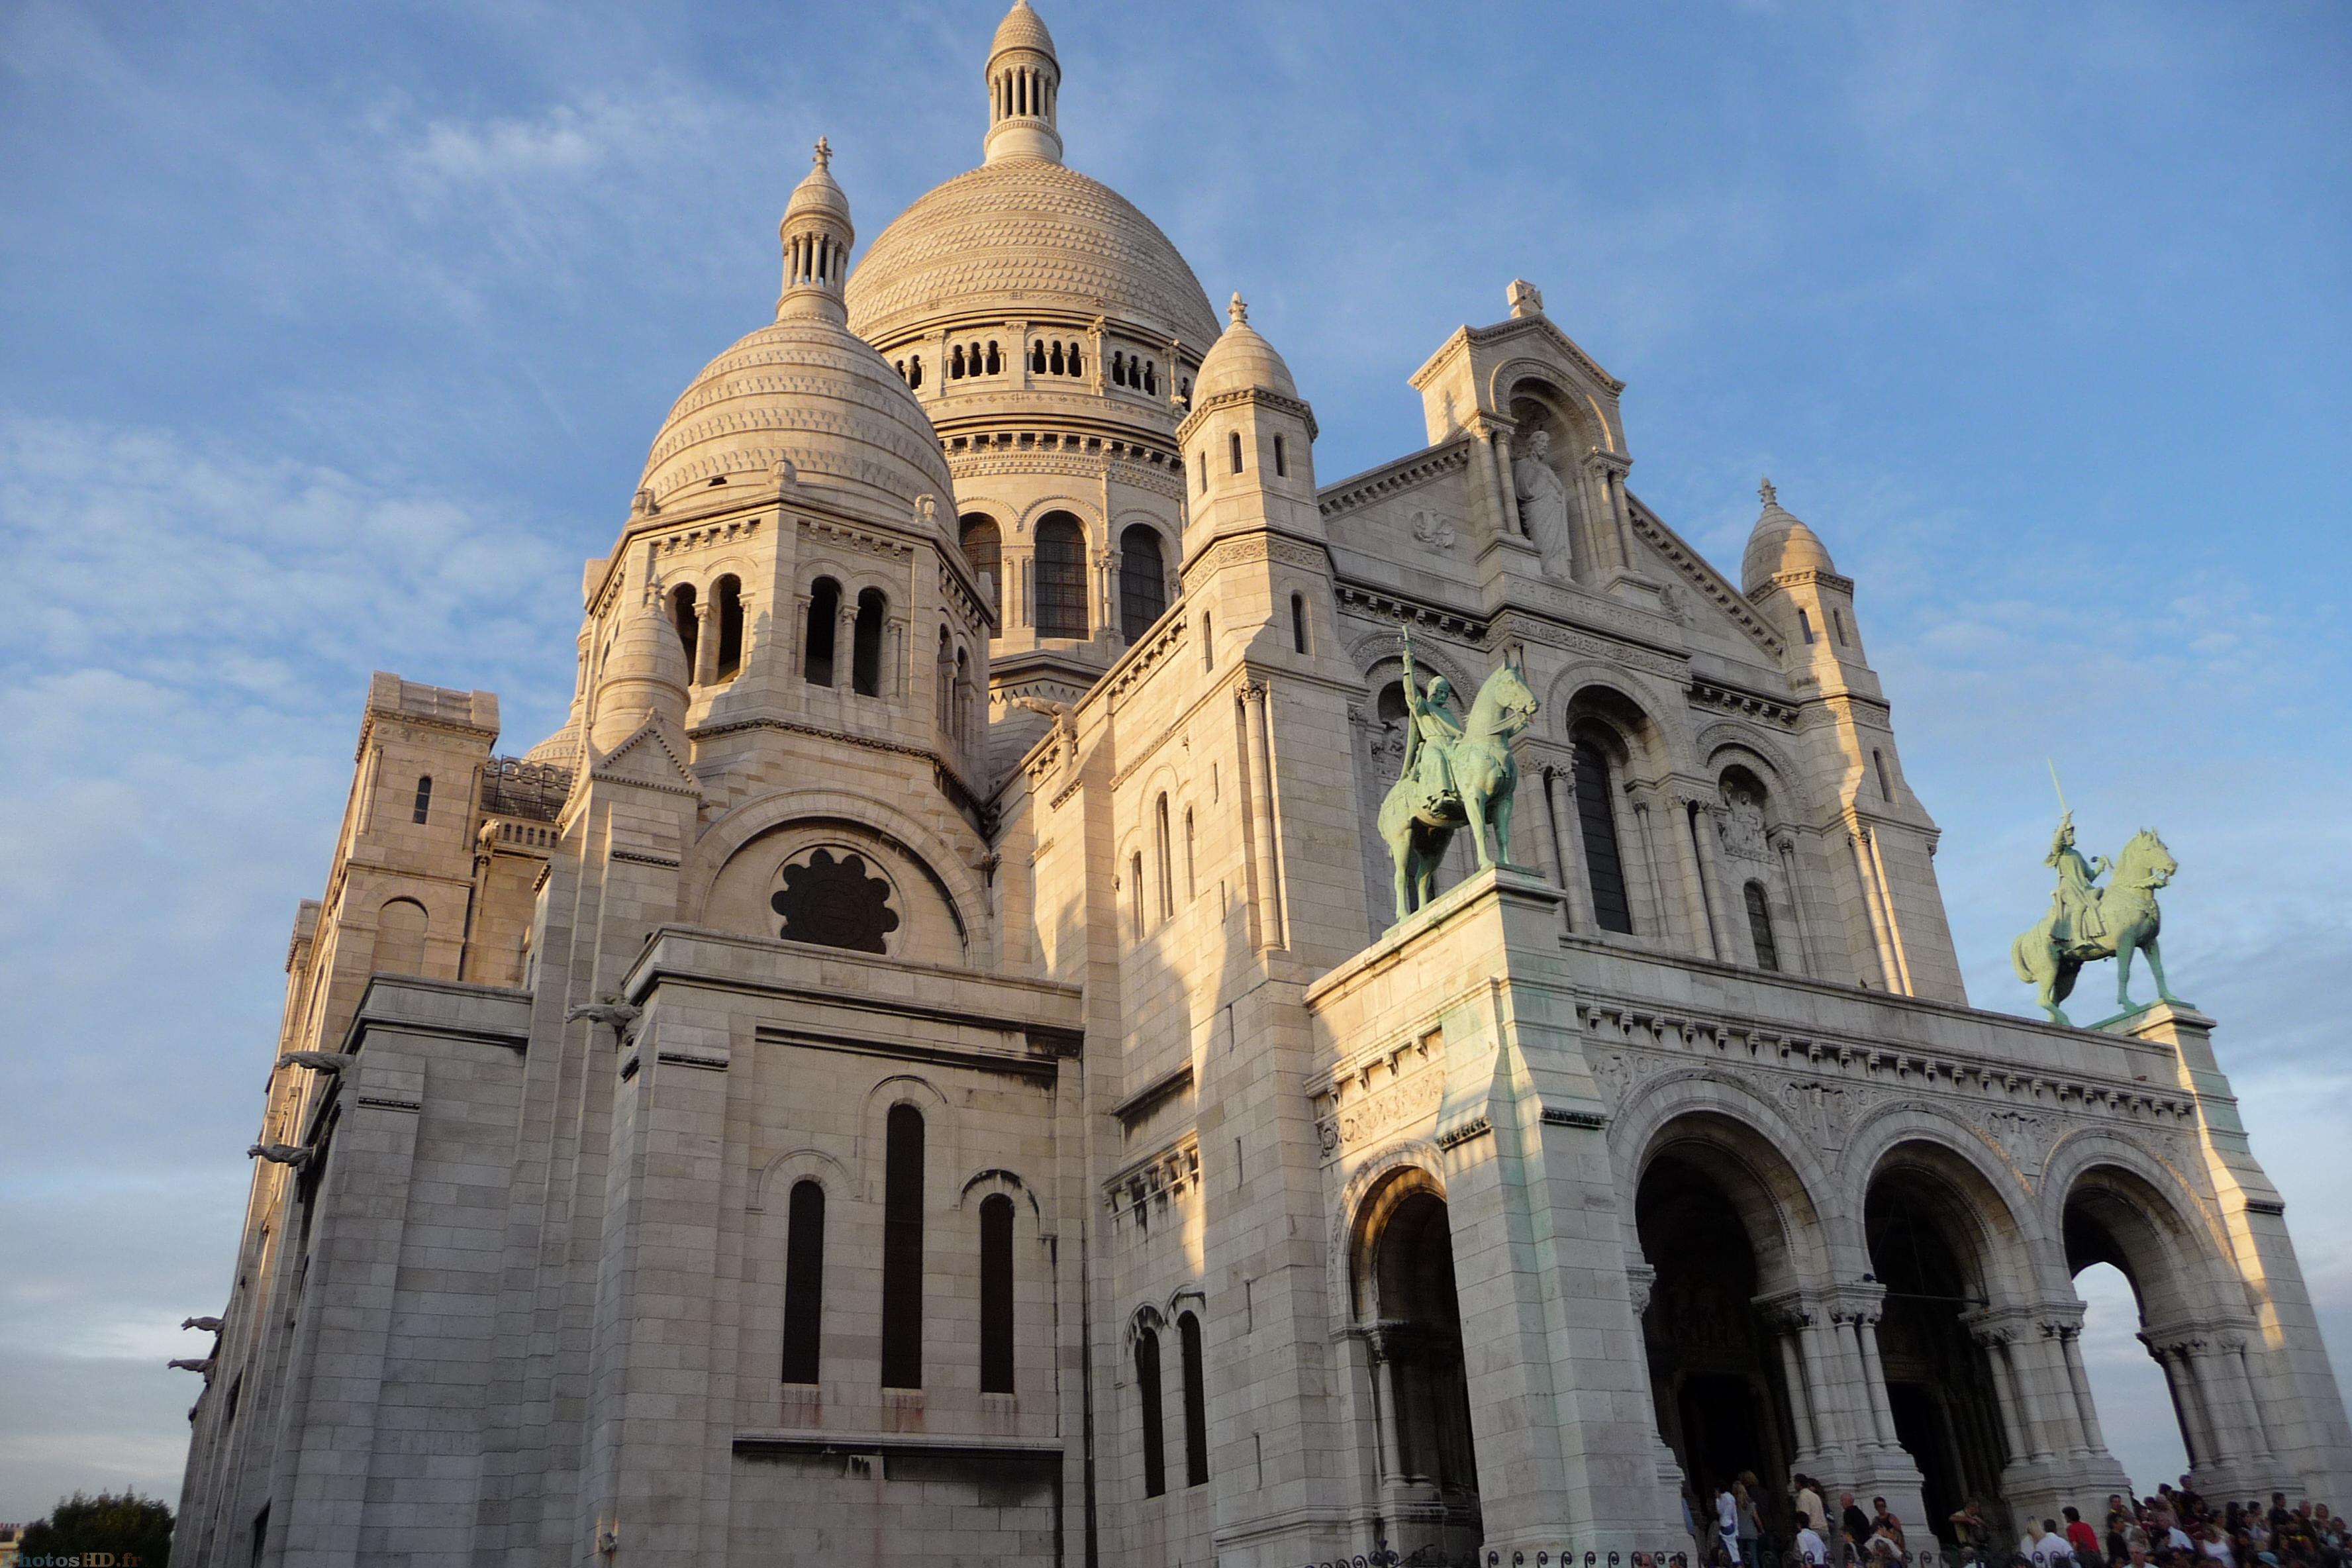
[587,715,705,799]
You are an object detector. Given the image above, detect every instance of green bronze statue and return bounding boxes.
[2011,789,2180,1025]
[1377,625,1540,922]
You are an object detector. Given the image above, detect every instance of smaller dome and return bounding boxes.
[591,593,689,750]
[1193,293,1297,401]
[783,138,852,232]
[522,721,581,771]
[1741,478,1838,596]
[990,0,1056,62]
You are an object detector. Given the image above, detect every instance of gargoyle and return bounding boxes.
[275,1051,347,1074]
[567,999,642,1040]
[248,1142,314,1168]
[181,1316,222,1333]
[168,1357,216,1375]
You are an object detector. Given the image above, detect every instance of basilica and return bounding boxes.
[172,7,2351,1567]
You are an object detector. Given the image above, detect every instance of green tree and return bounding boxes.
[19,1491,173,1568]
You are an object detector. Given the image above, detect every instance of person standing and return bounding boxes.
[1718,1482,1743,1565]
[2065,1507,2100,1563]
[1739,1473,1765,1568]
[1845,1494,1875,1553]
[1873,1498,1908,1555]
[1797,1512,1830,1568]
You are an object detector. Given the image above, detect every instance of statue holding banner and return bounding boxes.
[2011,767,2182,1026]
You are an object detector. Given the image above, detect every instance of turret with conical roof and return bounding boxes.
[589,585,690,752]
[1741,477,1865,668]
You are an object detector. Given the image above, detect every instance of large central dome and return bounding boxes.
[846,158,1220,348]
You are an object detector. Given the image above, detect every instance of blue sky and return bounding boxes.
[3,0,2347,1521]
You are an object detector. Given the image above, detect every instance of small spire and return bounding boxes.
[812,136,832,171]
[1228,292,1248,326]
[1759,476,1778,507]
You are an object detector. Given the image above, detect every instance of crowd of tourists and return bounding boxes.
[1698,1473,2347,1568]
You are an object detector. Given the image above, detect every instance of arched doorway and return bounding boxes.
[1635,1135,1804,1522]
[1864,1158,2014,1542]
[1351,1171,1481,1560]
[2063,1165,2234,1491]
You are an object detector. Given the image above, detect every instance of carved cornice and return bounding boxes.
[1332,584,1487,643]
[1175,384,1319,443]
[799,513,912,562]
[1622,496,1785,658]
[1318,439,1474,518]
[1689,676,1800,728]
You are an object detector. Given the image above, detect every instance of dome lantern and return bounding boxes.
[984,1,1063,166]
[777,137,854,324]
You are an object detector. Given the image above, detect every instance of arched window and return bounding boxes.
[771,849,899,954]
[376,897,429,975]
[804,578,840,686]
[954,648,971,746]
[1798,607,1815,644]
[1155,794,1174,920]
[1178,1310,1208,1486]
[1144,360,1156,395]
[894,360,905,381]
[781,1180,824,1383]
[979,1193,1015,1394]
[1273,434,1287,477]
[1050,341,1065,375]
[950,345,965,379]
[1228,430,1244,473]
[1290,593,1307,654]
[1030,341,1047,374]
[985,340,1001,374]
[852,589,885,697]
[1034,514,1088,640]
[907,354,922,389]
[669,583,699,679]
[1744,881,1781,971]
[1875,748,1894,802]
[411,775,433,824]
[1136,1325,1166,1498]
[934,627,953,730]
[1118,524,1167,641]
[881,1104,924,1389]
[1067,343,1083,377]
[1571,729,1634,933]
[1178,376,1189,404]
[960,514,1002,620]
[713,575,744,680]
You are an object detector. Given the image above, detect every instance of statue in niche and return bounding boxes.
[1512,429,1575,579]
[1718,782,1769,860]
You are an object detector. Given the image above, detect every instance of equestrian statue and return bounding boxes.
[2010,768,2180,1025]
[1376,625,1540,924]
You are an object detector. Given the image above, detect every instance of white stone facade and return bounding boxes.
[174,7,2351,1568]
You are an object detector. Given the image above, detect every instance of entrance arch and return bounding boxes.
[2061,1161,2255,1489]
[1863,1147,2019,1541]
[1632,1111,1828,1527]
[1349,1166,1481,1559]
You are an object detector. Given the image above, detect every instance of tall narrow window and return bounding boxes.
[1797,608,1815,644]
[1832,608,1848,646]
[1744,881,1781,971]
[1068,344,1083,377]
[852,589,885,697]
[1290,593,1307,654]
[986,340,1001,374]
[1131,852,1147,938]
[951,345,965,379]
[1034,514,1087,640]
[1571,732,1634,933]
[1178,1310,1208,1486]
[1874,749,1894,802]
[1184,807,1197,899]
[960,515,1002,620]
[1200,612,1212,669]
[1144,361,1156,395]
[979,1194,1015,1394]
[670,583,699,679]
[1050,341,1065,375]
[881,1104,924,1388]
[1119,524,1167,641]
[1197,451,1207,492]
[714,575,744,680]
[1136,1326,1167,1497]
[411,775,432,824]
[1112,351,1126,387]
[935,627,953,730]
[781,1180,825,1383]
[1155,794,1174,919]
[804,578,840,685]
[907,354,922,389]
[1228,430,1243,473]
[1273,434,1287,477]
[1031,342,1047,374]
[954,649,972,746]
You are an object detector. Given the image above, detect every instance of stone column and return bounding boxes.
[1095,548,1116,645]
[2040,1322,2091,1457]
[691,601,717,687]
[1240,681,1285,951]
[1472,425,1512,544]
[2061,1324,2110,1456]
[1760,1301,1821,1459]
[1663,789,1718,959]
[1545,763,1596,932]
[2143,1338,2206,1469]
[1853,1310,1901,1450]
[791,592,812,681]
[1492,427,1519,536]
[735,587,757,667]
[1796,1312,1857,1476]
[1973,1322,2033,1465]
[1685,790,1732,961]
[834,597,857,689]
[884,617,905,701]
[1773,835,1818,977]
[2177,1338,2237,1466]
[1629,787,1680,950]
[1847,827,1902,990]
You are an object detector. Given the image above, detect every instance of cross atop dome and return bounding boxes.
[984,1,1063,166]
[812,136,832,171]
[1759,475,1778,505]
[1229,292,1248,325]
[778,134,854,324]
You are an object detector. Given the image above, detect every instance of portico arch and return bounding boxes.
[1345,1163,1481,1560]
